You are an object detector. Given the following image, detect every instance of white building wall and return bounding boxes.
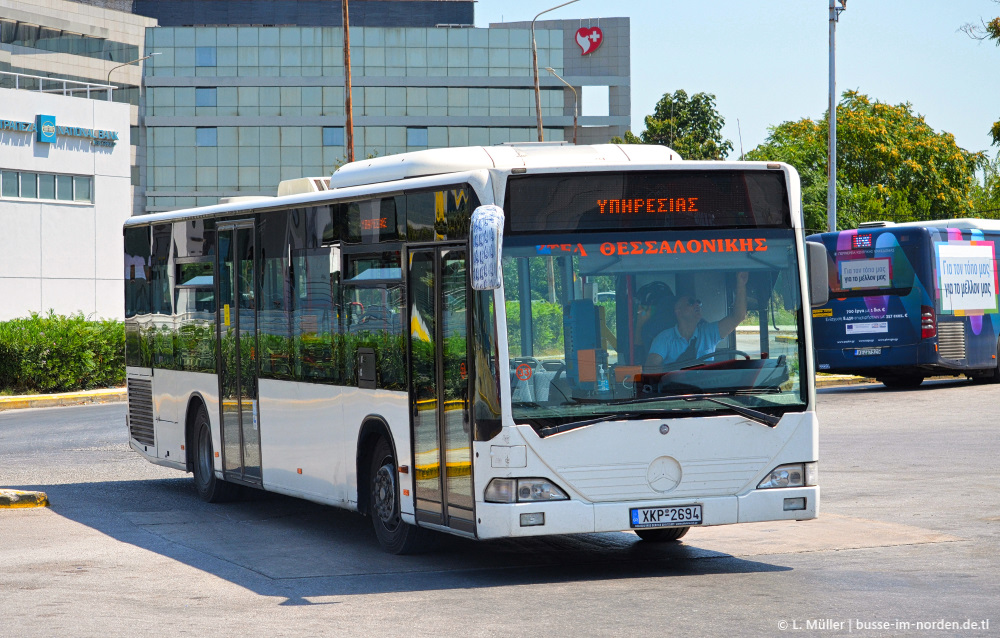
[1,0,158,215]
[0,86,130,320]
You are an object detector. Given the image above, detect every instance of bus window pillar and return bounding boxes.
[517,259,534,357]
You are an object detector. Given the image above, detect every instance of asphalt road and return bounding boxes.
[1,379,997,637]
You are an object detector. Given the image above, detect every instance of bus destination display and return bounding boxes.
[505,170,790,233]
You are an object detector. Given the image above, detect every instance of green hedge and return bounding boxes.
[0,312,125,393]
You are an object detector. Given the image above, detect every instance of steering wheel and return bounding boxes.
[678,348,751,367]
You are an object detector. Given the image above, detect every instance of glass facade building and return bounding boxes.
[142,18,630,212]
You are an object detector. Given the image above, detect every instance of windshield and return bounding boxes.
[501,228,807,431]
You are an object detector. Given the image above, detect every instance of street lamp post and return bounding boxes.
[107,52,160,86]
[532,0,579,142]
[545,67,577,144]
[828,0,846,232]
[343,0,354,162]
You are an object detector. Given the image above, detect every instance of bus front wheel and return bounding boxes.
[192,406,240,503]
[369,437,427,554]
[635,526,690,542]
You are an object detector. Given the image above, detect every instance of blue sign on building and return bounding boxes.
[36,114,56,144]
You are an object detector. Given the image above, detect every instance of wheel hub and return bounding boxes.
[373,463,396,524]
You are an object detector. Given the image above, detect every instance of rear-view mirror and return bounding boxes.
[470,204,505,290]
[806,241,830,307]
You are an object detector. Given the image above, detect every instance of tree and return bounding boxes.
[961,4,1000,146]
[747,91,985,232]
[972,152,1000,217]
[612,90,733,160]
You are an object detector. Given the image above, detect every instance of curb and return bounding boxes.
[816,374,876,388]
[0,387,126,412]
[0,489,49,509]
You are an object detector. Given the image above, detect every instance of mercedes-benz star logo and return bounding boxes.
[646,456,682,493]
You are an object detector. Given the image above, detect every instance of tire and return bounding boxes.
[635,526,690,542]
[880,375,924,389]
[192,406,240,503]
[986,341,1000,384]
[369,436,427,554]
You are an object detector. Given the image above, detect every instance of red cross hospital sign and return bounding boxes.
[575,26,603,55]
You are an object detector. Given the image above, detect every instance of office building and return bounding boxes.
[0,0,630,317]
[141,15,630,211]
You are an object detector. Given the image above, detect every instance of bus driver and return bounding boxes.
[645,272,749,368]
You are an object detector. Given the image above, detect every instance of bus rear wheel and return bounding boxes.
[635,526,690,542]
[985,341,1000,384]
[369,437,427,555]
[192,406,240,503]
[879,375,924,389]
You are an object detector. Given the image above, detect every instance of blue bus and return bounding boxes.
[808,219,1000,388]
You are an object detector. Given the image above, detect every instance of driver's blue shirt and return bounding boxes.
[649,321,721,364]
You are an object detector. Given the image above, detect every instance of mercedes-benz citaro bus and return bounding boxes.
[809,219,1000,389]
[123,143,829,554]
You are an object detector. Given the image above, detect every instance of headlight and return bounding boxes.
[758,462,818,489]
[484,478,569,503]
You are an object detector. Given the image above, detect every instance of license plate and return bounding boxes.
[630,504,702,528]
[855,347,881,356]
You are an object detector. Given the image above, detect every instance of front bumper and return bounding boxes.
[474,486,819,539]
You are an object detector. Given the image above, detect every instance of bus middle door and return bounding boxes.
[217,221,262,486]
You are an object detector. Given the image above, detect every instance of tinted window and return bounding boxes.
[124,226,151,319]
[124,225,151,368]
[345,196,404,244]
[1,171,17,197]
[150,224,175,369]
[405,186,476,242]
[174,259,216,372]
[56,174,73,200]
[20,173,37,198]
[73,176,91,202]
[195,87,217,107]
[258,211,294,379]
[38,173,55,199]
[173,218,216,258]
[323,127,344,146]
[258,207,346,384]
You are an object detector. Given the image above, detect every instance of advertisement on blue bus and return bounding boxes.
[808,219,1000,388]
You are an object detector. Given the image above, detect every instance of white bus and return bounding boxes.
[124,143,829,554]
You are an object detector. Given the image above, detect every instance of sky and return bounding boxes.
[475,0,1000,158]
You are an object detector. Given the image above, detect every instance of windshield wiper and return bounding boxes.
[535,393,782,438]
[610,392,781,427]
[537,412,650,438]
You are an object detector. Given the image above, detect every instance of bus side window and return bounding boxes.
[258,211,294,380]
[344,251,406,390]
[124,226,151,368]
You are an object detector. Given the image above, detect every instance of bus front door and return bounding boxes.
[217,222,262,486]
[408,246,475,534]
